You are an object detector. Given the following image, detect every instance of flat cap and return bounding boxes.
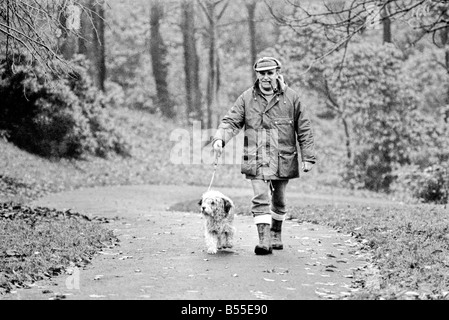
[254,57,282,72]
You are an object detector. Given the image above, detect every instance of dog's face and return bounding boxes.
[199,190,234,219]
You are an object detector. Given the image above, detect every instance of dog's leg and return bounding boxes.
[223,226,235,249]
[217,232,227,250]
[205,229,218,254]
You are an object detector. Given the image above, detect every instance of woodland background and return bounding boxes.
[0,0,448,204]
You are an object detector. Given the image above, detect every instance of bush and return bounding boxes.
[0,54,130,159]
[393,163,449,204]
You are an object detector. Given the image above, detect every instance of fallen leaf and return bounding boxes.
[404,291,420,297]
[332,243,343,247]
[315,290,329,297]
[98,251,120,256]
[5,250,19,257]
[339,291,352,297]
[263,269,275,273]
[89,294,106,298]
[315,282,337,286]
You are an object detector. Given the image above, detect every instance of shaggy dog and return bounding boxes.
[199,190,235,254]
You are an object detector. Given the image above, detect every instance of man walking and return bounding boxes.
[212,57,317,255]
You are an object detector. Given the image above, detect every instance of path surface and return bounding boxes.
[4,184,376,300]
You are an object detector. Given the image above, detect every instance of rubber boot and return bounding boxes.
[270,219,283,250]
[255,224,273,255]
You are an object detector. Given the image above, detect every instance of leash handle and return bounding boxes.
[213,152,219,167]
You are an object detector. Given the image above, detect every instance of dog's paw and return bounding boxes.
[207,247,218,254]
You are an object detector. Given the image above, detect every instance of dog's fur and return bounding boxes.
[199,190,235,254]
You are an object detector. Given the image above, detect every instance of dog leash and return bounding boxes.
[207,155,219,192]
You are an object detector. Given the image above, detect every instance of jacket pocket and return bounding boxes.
[278,151,299,178]
[241,153,257,176]
[273,118,295,147]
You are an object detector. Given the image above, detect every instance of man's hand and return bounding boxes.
[302,161,314,173]
[213,140,224,158]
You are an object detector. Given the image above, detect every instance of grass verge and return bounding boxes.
[0,203,118,294]
[289,202,449,300]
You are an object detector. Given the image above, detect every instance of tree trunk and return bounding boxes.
[93,1,106,92]
[206,13,217,129]
[78,4,89,56]
[246,0,258,80]
[78,0,107,92]
[66,0,105,92]
[150,0,174,118]
[200,0,229,128]
[341,117,352,162]
[439,22,449,110]
[323,79,353,162]
[181,0,202,124]
[57,4,79,60]
[382,5,392,44]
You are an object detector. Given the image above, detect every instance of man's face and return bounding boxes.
[257,69,278,91]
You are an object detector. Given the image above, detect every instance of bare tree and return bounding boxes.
[381,3,392,43]
[199,0,230,128]
[92,0,106,91]
[265,0,449,66]
[0,0,99,74]
[75,0,106,91]
[57,2,80,59]
[245,0,258,79]
[181,0,202,124]
[150,0,174,118]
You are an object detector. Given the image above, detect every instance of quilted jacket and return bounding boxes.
[213,78,316,180]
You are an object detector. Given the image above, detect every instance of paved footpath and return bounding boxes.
[3,184,376,300]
